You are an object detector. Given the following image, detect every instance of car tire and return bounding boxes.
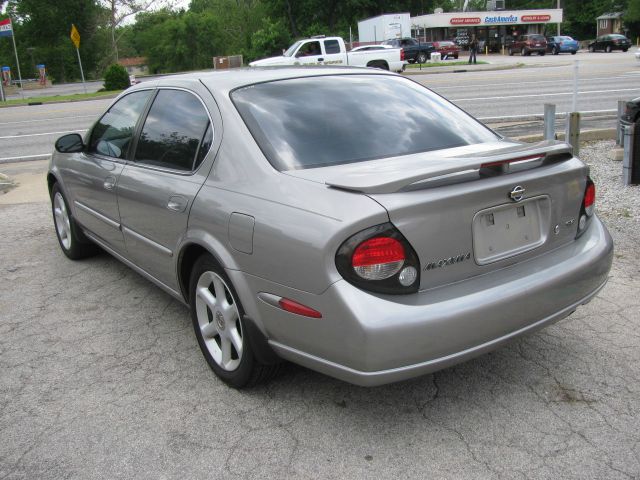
[539,51,545,56]
[606,45,612,53]
[623,48,628,52]
[521,47,528,56]
[589,45,595,52]
[508,48,514,56]
[189,254,280,388]
[571,51,577,55]
[454,54,458,59]
[51,183,99,260]
[553,47,559,55]
[417,52,427,64]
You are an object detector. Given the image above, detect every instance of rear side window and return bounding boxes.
[324,40,340,54]
[232,75,498,170]
[134,90,211,171]
[89,90,152,159]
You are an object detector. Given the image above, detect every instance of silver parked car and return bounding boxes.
[48,68,613,387]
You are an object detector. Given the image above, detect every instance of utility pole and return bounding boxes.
[557,0,561,36]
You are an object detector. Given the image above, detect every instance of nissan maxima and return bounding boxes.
[48,67,613,387]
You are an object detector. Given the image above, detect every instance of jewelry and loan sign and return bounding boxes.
[413,9,562,29]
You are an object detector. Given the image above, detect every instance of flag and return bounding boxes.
[0,18,13,38]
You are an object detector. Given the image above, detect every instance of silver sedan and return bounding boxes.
[48,67,613,387]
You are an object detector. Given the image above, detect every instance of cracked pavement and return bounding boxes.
[1,149,639,479]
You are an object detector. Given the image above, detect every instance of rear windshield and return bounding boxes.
[231,75,498,170]
[439,41,455,47]
[610,34,626,39]
[529,35,545,41]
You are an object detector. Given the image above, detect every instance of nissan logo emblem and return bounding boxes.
[509,185,525,202]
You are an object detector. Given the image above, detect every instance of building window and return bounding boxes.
[599,19,608,30]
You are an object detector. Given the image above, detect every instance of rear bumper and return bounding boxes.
[236,216,613,386]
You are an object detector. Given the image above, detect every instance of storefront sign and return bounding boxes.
[484,15,518,24]
[521,15,551,22]
[450,17,481,25]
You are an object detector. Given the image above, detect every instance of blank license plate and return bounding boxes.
[472,197,549,265]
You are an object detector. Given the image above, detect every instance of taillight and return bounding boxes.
[584,181,595,216]
[577,177,595,237]
[336,223,420,294]
[400,48,405,61]
[352,237,405,280]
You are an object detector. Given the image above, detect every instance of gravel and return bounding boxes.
[580,140,640,275]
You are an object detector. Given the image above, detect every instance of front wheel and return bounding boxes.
[553,47,559,55]
[417,52,427,64]
[539,51,545,56]
[571,50,577,55]
[589,45,595,52]
[508,48,514,56]
[190,254,279,388]
[606,45,612,53]
[521,47,527,56]
[51,183,98,260]
[623,48,628,52]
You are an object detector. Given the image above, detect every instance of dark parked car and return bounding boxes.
[431,41,460,59]
[382,38,434,64]
[508,34,547,56]
[546,35,579,55]
[588,34,631,52]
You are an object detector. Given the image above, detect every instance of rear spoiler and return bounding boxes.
[324,140,573,194]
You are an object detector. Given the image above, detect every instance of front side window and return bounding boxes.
[89,90,152,159]
[232,75,498,171]
[134,90,211,171]
[296,41,322,57]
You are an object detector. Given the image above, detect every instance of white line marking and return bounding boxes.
[432,75,633,90]
[451,87,640,102]
[0,129,87,140]
[0,115,96,126]
[0,153,50,162]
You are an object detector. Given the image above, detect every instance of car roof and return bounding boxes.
[133,66,393,94]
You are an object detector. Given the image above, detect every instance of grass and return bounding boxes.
[0,90,122,107]
[406,60,488,68]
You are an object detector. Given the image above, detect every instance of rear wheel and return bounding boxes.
[571,50,577,55]
[623,48,628,52]
[417,52,427,64]
[539,50,545,56]
[51,183,98,260]
[521,47,527,56]
[606,45,612,53]
[508,48,514,56]
[588,45,595,52]
[190,254,280,388]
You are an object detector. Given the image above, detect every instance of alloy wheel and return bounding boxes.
[53,192,72,250]
[195,270,243,371]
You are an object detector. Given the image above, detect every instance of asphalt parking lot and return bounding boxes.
[0,141,639,479]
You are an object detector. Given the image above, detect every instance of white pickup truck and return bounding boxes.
[249,36,405,73]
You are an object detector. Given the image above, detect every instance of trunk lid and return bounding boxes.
[286,139,588,290]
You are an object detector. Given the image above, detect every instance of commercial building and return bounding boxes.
[411,9,563,51]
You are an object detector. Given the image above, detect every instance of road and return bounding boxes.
[1,50,638,164]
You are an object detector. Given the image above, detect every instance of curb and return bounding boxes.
[514,128,616,143]
[0,93,119,109]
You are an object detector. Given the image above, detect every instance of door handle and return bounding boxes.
[103,176,116,191]
[167,195,188,213]
[318,57,324,62]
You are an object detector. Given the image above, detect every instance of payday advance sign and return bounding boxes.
[413,9,562,28]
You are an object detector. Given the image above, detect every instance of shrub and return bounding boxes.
[103,64,130,91]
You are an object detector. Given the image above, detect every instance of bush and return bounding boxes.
[103,64,130,91]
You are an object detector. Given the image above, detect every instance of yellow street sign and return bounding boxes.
[70,24,80,49]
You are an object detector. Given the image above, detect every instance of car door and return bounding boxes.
[61,90,153,253]
[294,40,324,65]
[321,38,344,65]
[116,87,215,291]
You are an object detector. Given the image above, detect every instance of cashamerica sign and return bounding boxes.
[412,9,562,28]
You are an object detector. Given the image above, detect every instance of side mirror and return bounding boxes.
[55,133,84,153]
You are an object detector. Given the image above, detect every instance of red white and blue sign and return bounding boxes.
[0,18,13,38]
